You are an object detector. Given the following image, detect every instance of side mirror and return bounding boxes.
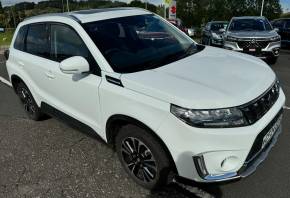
[60,56,90,74]
[274,28,279,32]
[219,28,226,33]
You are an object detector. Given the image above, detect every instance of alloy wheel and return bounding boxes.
[121,137,158,183]
[18,87,36,115]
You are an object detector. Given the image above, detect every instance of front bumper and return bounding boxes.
[211,38,224,46]
[224,40,281,59]
[157,89,285,182]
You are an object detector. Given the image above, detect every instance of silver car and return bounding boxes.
[224,16,281,64]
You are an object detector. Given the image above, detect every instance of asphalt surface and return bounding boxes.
[0,51,290,198]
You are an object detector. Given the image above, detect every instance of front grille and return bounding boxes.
[237,39,270,49]
[244,109,283,163]
[239,81,280,124]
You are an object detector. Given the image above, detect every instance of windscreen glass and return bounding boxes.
[83,14,199,73]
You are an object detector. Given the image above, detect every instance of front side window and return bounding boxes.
[286,20,290,29]
[26,24,50,58]
[229,18,273,31]
[272,20,284,29]
[83,14,199,73]
[50,24,90,62]
[14,25,28,51]
[50,24,100,75]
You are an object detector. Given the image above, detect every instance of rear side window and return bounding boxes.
[14,25,28,51]
[26,24,50,58]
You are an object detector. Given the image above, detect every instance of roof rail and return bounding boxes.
[24,13,81,23]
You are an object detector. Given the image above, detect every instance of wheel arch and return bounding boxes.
[10,74,41,107]
[11,74,25,92]
[106,114,177,173]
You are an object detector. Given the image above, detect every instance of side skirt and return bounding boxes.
[41,102,104,141]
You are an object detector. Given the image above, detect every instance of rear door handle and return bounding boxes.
[45,71,55,79]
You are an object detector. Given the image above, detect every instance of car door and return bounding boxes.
[285,20,290,42]
[202,23,211,43]
[273,20,286,41]
[43,23,102,132]
[18,23,56,104]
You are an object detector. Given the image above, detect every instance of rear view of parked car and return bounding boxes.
[224,16,280,64]
[201,21,228,46]
[272,18,290,48]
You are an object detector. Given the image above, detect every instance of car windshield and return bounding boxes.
[229,18,272,31]
[83,14,198,73]
[211,23,228,31]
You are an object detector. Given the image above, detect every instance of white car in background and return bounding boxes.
[5,8,285,189]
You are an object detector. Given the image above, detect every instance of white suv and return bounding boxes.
[6,8,285,189]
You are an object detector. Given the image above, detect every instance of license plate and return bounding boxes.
[262,115,282,149]
[249,48,256,52]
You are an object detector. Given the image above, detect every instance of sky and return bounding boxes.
[1,0,290,12]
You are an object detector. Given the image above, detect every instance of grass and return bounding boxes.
[0,29,15,47]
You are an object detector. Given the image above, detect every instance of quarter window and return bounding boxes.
[14,25,28,51]
[26,24,50,58]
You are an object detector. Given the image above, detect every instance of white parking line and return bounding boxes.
[284,106,290,110]
[0,76,12,87]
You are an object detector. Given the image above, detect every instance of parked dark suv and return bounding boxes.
[201,21,228,47]
[224,16,281,64]
[272,18,290,48]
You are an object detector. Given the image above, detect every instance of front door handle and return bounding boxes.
[45,71,55,79]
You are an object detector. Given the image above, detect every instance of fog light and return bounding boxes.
[273,48,280,55]
[221,156,239,172]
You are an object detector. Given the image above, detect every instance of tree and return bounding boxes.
[0,1,3,14]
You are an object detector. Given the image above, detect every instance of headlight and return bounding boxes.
[170,105,248,128]
[226,36,238,42]
[211,32,220,39]
[269,35,280,42]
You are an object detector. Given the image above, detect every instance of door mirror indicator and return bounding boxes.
[59,56,90,74]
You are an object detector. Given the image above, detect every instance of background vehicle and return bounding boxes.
[201,21,228,46]
[187,27,195,37]
[224,16,281,64]
[272,18,290,48]
[167,18,189,35]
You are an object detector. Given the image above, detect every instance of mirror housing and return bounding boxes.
[274,28,279,32]
[219,28,226,33]
[60,56,90,74]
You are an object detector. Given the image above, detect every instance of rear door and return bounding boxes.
[18,23,55,103]
[285,20,290,42]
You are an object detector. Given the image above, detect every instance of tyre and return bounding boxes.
[15,82,43,121]
[115,124,171,189]
[267,56,278,65]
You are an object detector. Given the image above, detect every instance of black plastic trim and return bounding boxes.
[41,102,100,139]
[105,76,123,87]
